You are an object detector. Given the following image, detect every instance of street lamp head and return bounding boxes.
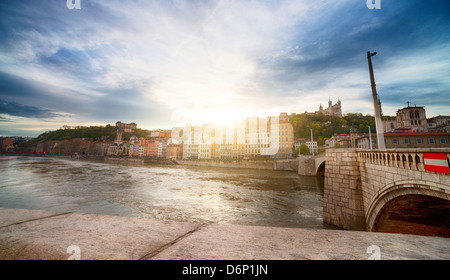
[371,52,378,56]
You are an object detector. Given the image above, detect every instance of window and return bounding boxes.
[429,138,435,144]
[417,138,423,144]
[440,138,447,144]
[404,139,409,144]
[393,139,398,144]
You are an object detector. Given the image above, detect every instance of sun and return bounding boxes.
[186,106,246,127]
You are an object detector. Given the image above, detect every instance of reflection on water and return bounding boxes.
[0,156,334,229]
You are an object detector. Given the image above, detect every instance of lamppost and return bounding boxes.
[367,51,386,150]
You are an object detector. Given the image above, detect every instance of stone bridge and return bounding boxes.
[322,148,450,237]
[298,154,326,177]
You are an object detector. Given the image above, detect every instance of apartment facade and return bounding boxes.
[166,144,182,160]
[427,116,450,133]
[0,137,14,152]
[171,113,295,160]
[275,113,294,158]
[356,132,450,149]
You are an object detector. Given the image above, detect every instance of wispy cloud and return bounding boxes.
[0,0,449,135]
[0,99,62,119]
[0,115,12,122]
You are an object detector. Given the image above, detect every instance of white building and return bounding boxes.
[199,143,211,159]
[306,141,318,155]
[158,140,168,158]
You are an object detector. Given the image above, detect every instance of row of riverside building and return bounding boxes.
[29,101,450,158]
[170,113,295,160]
[62,115,296,160]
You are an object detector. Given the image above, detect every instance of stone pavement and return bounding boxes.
[0,208,448,260]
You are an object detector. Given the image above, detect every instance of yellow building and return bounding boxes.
[171,113,296,159]
[211,143,220,159]
[276,113,294,158]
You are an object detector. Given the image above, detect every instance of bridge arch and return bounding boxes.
[366,180,450,237]
[315,156,325,177]
[316,161,325,177]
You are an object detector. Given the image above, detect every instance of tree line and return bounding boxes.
[289,112,394,146]
[26,112,394,148]
[28,125,152,144]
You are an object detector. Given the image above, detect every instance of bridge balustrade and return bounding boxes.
[357,149,450,175]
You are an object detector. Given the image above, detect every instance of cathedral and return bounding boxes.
[318,98,342,117]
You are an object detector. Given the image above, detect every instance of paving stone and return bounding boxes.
[1,208,449,260]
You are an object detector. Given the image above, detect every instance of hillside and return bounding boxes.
[29,125,152,144]
[289,113,395,145]
[25,113,393,147]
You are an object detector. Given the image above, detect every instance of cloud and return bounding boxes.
[0,115,12,122]
[0,0,449,134]
[0,99,62,119]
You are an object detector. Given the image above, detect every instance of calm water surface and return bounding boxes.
[0,156,332,229]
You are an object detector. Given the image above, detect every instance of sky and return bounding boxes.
[0,0,449,137]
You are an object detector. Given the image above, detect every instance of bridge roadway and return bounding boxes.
[0,208,448,260]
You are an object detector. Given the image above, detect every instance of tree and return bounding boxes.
[317,136,325,147]
[299,143,311,155]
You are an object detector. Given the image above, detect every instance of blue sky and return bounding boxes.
[0,0,449,136]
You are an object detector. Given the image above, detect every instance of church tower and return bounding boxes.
[116,122,123,143]
[350,124,357,148]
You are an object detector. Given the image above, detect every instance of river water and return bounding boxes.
[0,156,334,229]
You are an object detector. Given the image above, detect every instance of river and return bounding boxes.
[0,156,335,229]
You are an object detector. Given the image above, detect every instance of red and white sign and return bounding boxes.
[423,153,449,174]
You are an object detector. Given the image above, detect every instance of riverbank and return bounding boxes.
[175,158,298,171]
[97,156,299,172]
[2,153,299,172]
[0,207,448,260]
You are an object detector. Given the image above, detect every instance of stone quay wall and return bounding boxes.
[297,156,315,176]
[274,158,299,171]
[176,158,298,171]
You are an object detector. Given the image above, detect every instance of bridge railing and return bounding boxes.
[356,148,450,175]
